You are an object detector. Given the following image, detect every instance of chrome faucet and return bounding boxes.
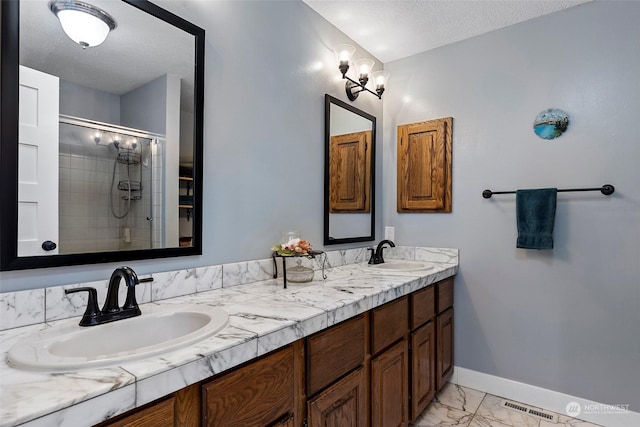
[368,239,396,264]
[65,266,152,326]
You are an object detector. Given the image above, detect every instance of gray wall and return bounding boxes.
[0,1,383,290]
[59,80,120,124]
[383,2,640,409]
[120,74,167,135]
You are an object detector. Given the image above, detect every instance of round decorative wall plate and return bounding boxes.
[533,108,569,139]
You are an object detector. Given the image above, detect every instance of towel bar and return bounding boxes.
[482,184,614,199]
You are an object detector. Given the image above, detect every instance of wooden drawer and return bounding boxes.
[202,345,294,426]
[307,315,366,397]
[437,278,454,314]
[371,296,409,356]
[411,285,435,330]
[99,397,175,427]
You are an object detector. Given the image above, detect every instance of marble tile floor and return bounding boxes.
[411,383,603,427]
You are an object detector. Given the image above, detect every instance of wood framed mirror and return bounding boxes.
[0,0,205,270]
[324,94,376,245]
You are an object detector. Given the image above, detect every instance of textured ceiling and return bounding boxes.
[302,0,591,63]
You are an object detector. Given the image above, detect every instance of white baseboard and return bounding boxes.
[452,366,640,427]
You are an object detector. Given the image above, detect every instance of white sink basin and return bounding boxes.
[365,259,434,272]
[7,304,228,372]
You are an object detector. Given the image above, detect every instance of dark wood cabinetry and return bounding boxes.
[436,307,454,390]
[201,343,301,427]
[307,367,367,427]
[370,296,409,427]
[436,277,454,390]
[306,314,366,396]
[98,397,175,427]
[411,320,436,419]
[96,384,200,427]
[371,340,410,427]
[306,315,368,427]
[96,277,454,427]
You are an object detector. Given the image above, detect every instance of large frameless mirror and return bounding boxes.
[324,94,376,245]
[0,0,205,271]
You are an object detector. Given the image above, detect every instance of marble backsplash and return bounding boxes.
[0,246,459,331]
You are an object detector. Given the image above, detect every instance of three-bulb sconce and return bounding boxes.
[334,44,388,101]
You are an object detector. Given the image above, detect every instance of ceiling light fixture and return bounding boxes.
[333,44,387,101]
[49,0,117,49]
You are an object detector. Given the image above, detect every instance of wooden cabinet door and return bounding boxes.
[397,117,452,212]
[308,367,367,427]
[329,130,372,212]
[202,345,295,427]
[411,321,436,420]
[371,340,409,427]
[436,307,454,390]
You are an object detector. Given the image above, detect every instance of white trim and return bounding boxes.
[453,366,640,427]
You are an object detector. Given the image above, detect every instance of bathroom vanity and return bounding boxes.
[94,278,454,427]
[0,247,458,426]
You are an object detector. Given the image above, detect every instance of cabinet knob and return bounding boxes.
[41,241,57,251]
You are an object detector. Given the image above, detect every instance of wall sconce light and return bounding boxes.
[49,0,117,49]
[333,44,387,101]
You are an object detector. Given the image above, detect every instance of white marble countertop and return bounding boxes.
[0,250,458,427]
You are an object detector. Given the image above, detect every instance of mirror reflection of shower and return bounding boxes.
[109,136,144,220]
[58,115,165,253]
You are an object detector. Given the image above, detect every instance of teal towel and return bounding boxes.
[516,188,557,249]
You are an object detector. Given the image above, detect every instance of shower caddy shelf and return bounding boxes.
[117,150,141,165]
[117,149,143,200]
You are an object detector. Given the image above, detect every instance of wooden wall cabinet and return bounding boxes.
[397,117,452,212]
[329,130,372,212]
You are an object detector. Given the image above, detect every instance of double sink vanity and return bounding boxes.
[0,246,458,427]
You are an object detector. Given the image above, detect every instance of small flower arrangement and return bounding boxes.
[271,238,312,256]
